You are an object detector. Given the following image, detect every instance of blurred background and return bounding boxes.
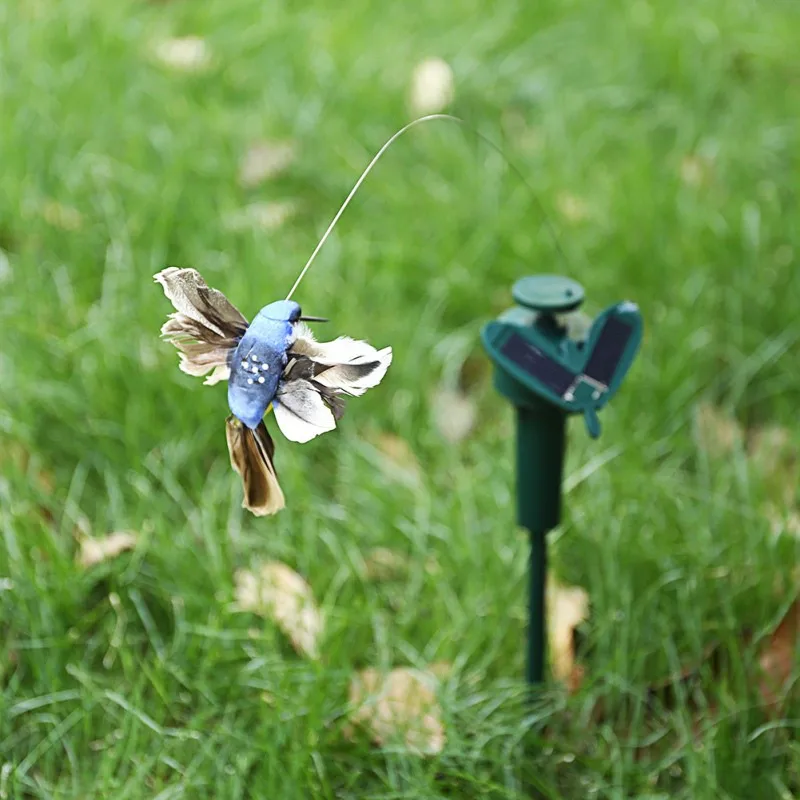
[0,0,798,797]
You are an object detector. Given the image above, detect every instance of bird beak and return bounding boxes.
[299,316,328,323]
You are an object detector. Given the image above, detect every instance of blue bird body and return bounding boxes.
[227,300,301,429]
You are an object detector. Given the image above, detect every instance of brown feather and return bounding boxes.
[155,268,249,383]
[225,416,285,516]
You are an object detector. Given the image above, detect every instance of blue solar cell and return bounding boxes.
[584,316,632,386]
[500,333,576,397]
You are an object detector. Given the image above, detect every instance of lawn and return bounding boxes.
[1,0,799,796]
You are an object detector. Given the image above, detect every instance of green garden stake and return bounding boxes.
[481,275,643,685]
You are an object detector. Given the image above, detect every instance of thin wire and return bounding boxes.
[285,113,570,300]
[285,114,450,300]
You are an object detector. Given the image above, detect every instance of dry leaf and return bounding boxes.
[548,580,589,692]
[154,36,211,72]
[0,440,54,493]
[748,424,795,474]
[758,598,799,710]
[556,192,590,224]
[41,201,83,231]
[409,57,455,115]
[765,505,800,540]
[694,402,743,458]
[77,531,137,568]
[239,140,295,187]
[347,667,445,755]
[363,548,409,582]
[223,201,297,233]
[234,562,323,659]
[748,424,797,505]
[371,433,422,487]
[431,387,476,444]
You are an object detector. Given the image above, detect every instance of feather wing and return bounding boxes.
[289,323,393,397]
[273,379,337,444]
[271,324,392,443]
[155,268,249,384]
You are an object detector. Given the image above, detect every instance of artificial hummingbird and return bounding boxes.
[154,267,392,516]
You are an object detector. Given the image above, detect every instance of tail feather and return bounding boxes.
[225,416,285,516]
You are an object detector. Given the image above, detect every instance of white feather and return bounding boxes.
[274,379,337,443]
[291,323,393,397]
[313,347,392,396]
[203,364,231,385]
[291,324,378,364]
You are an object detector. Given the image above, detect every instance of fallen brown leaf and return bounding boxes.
[430,386,476,444]
[239,140,295,187]
[748,424,798,505]
[758,598,799,710]
[363,548,409,582]
[0,440,54,493]
[765,505,800,540]
[77,531,137,568]
[694,402,743,458]
[347,667,446,755]
[548,580,589,692]
[234,562,323,659]
[748,424,795,471]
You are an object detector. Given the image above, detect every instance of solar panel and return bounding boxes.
[583,315,633,387]
[500,333,577,397]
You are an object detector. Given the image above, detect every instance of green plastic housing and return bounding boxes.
[480,275,643,685]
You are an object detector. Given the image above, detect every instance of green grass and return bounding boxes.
[1,0,799,796]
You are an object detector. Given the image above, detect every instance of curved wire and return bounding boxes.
[285,113,570,300]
